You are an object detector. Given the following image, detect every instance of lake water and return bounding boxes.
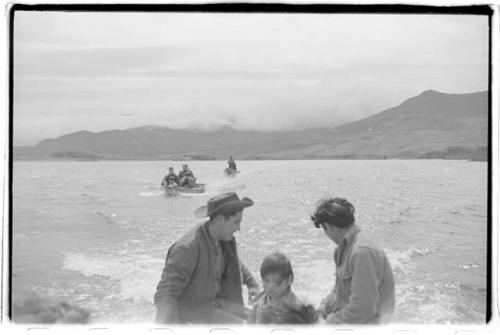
[11,160,488,324]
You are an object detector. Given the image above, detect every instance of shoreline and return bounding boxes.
[11,157,488,162]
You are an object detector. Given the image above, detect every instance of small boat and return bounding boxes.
[224,167,239,177]
[162,183,206,197]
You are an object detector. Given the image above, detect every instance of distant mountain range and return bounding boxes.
[14,90,489,161]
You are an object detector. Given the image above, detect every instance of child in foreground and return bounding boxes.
[247,252,318,324]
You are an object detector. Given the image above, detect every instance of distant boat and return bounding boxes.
[162,183,206,197]
[224,167,239,177]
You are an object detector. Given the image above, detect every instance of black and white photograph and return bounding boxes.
[5,2,494,328]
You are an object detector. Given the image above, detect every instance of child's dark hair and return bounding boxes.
[260,252,293,279]
[310,197,355,229]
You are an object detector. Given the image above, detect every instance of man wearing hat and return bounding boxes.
[154,192,255,324]
[310,197,395,324]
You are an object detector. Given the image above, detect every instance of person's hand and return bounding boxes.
[316,314,327,324]
[325,313,339,324]
[247,287,259,303]
[317,298,329,318]
[318,299,326,313]
[318,294,335,316]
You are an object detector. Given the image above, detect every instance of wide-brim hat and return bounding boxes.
[195,192,254,218]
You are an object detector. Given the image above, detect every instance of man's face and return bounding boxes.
[182,166,188,171]
[322,223,343,245]
[220,211,242,241]
[262,272,292,300]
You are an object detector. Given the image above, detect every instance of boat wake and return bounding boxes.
[63,251,162,304]
[138,191,163,197]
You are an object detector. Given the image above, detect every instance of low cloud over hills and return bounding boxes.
[14,90,488,161]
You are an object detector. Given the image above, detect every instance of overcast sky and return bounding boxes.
[13,11,488,146]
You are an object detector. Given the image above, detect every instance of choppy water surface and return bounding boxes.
[12,160,488,324]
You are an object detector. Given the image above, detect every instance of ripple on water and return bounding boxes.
[63,251,163,307]
[81,193,106,204]
[14,160,487,323]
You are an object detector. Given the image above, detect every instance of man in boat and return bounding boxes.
[178,164,197,188]
[228,156,237,171]
[161,167,179,188]
[154,192,256,324]
[310,197,395,324]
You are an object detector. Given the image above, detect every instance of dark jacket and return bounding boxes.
[228,159,237,170]
[179,169,195,179]
[323,224,395,324]
[154,221,244,324]
[248,288,302,324]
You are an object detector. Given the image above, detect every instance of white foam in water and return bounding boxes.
[178,192,209,198]
[293,259,335,306]
[409,287,466,323]
[208,179,231,188]
[94,211,118,225]
[139,191,162,197]
[63,252,163,304]
[385,246,435,273]
[384,246,470,323]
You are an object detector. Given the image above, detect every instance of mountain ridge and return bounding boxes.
[14,90,489,161]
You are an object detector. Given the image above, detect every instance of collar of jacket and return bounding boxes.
[338,224,361,252]
[264,286,296,305]
[202,220,220,254]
